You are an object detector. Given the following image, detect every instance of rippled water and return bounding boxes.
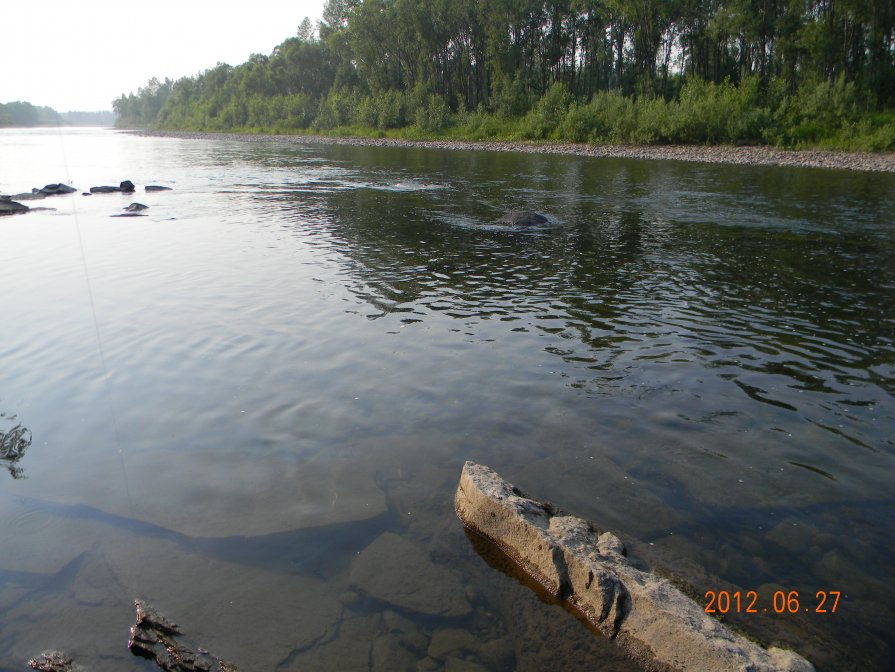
[0,127,893,671]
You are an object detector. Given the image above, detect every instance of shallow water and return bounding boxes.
[0,127,893,671]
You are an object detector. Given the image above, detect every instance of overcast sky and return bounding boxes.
[2,0,326,112]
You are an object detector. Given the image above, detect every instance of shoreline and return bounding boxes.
[135,129,895,173]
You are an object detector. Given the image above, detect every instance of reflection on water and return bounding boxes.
[0,128,893,670]
[0,414,31,480]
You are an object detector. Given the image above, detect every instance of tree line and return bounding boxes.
[113,0,895,149]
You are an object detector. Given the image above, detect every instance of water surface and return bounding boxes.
[1,127,893,670]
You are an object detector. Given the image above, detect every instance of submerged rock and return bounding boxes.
[2,191,46,201]
[455,462,815,672]
[0,200,29,216]
[349,532,472,616]
[129,599,238,671]
[124,202,149,211]
[90,180,137,194]
[145,185,173,192]
[494,209,549,226]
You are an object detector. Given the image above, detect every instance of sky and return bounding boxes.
[2,0,326,112]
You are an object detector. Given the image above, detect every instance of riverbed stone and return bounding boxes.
[38,183,77,195]
[444,657,488,672]
[428,628,477,659]
[455,461,816,672]
[0,199,29,215]
[494,209,549,226]
[349,532,471,616]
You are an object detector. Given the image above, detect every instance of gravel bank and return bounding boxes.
[138,130,895,173]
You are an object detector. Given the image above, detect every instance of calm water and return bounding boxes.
[0,127,893,671]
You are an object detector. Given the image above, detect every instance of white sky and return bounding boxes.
[1,0,325,112]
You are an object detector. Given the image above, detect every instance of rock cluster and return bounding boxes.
[455,461,815,672]
[129,600,238,671]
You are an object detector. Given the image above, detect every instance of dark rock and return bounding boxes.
[1,420,32,479]
[28,651,78,671]
[129,599,238,671]
[145,185,173,191]
[124,202,149,211]
[120,180,136,192]
[2,191,45,201]
[111,212,147,218]
[90,186,121,193]
[38,183,77,196]
[494,209,549,226]
[0,200,29,216]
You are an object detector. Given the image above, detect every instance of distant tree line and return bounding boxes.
[0,101,63,127]
[114,0,895,149]
[0,102,116,127]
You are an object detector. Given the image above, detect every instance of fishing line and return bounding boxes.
[56,127,135,514]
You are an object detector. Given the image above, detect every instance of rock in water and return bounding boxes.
[90,186,121,193]
[455,462,815,672]
[0,200,29,216]
[37,183,77,195]
[349,532,472,616]
[120,180,136,192]
[494,210,549,226]
[28,652,78,671]
[145,185,173,192]
[129,600,238,671]
[124,202,149,211]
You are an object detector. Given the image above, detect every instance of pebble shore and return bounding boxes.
[140,130,895,173]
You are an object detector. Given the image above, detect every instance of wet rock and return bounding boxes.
[129,599,238,671]
[28,651,79,671]
[37,183,77,196]
[444,657,488,672]
[2,191,45,200]
[428,628,477,660]
[124,202,149,211]
[90,185,121,193]
[146,185,173,191]
[0,419,31,479]
[350,532,471,617]
[494,210,549,226]
[0,199,29,216]
[111,212,147,218]
[120,180,136,192]
[455,462,815,672]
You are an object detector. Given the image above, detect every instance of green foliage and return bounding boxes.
[0,101,63,127]
[521,82,573,139]
[115,0,895,151]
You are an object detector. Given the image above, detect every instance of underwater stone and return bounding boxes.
[494,210,549,226]
[350,532,472,617]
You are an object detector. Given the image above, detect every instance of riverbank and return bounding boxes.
[138,129,895,173]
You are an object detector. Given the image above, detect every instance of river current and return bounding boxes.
[0,127,893,670]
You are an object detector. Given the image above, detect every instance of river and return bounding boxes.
[1,127,893,671]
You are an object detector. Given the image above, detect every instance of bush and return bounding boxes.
[414,94,451,133]
[521,82,573,139]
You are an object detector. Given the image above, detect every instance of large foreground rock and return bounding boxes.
[455,462,814,672]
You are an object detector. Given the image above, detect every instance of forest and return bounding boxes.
[0,102,63,127]
[113,0,895,150]
[0,102,116,127]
